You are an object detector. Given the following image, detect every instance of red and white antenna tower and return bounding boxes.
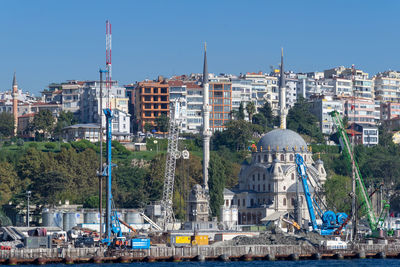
[106,20,112,109]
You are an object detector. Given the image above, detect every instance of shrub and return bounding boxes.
[16,139,24,147]
[44,142,57,150]
[28,142,39,148]
[60,143,71,150]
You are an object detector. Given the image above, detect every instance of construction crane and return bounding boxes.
[160,100,185,231]
[330,110,390,235]
[295,154,348,235]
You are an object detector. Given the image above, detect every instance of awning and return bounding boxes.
[260,211,288,222]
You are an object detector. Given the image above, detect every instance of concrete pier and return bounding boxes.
[0,243,399,264]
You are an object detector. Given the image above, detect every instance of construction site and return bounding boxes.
[1,22,400,265]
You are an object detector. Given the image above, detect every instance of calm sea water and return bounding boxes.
[16,259,400,266]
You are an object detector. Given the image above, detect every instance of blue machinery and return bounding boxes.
[295,154,348,235]
[101,108,122,244]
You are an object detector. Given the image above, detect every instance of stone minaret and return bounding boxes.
[12,72,18,135]
[279,48,288,129]
[202,43,211,191]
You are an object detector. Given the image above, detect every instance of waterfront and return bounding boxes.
[12,259,400,266]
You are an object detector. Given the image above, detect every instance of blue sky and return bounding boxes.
[1,0,399,95]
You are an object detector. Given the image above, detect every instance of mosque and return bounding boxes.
[222,49,327,228]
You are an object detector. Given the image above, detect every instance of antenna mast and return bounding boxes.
[106,20,112,109]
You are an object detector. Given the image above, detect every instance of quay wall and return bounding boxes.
[1,243,400,260]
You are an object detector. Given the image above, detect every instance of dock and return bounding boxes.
[1,243,400,264]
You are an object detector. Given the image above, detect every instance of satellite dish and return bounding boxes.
[182,150,190,159]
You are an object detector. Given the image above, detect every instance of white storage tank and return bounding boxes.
[63,212,78,231]
[42,210,63,228]
[84,211,100,224]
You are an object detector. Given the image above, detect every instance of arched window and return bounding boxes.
[250,199,254,206]
[283,186,286,190]
[258,173,260,181]
[304,155,307,160]
[238,212,242,224]
[258,155,261,162]
[291,173,295,180]
[290,154,294,161]
[258,184,260,191]
[252,175,255,181]
[283,198,286,206]
[291,198,295,206]
[280,154,285,161]
[263,174,266,180]
[243,199,246,206]
[263,184,265,191]
[272,154,276,160]
[264,154,268,162]
[268,184,271,191]
[225,200,229,207]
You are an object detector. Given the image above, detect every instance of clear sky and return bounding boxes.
[1,0,399,95]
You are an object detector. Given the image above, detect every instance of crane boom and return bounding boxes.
[295,154,319,231]
[330,110,378,231]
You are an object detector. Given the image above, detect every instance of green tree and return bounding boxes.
[246,101,256,121]
[238,102,245,120]
[144,122,153,133]
[208,153,225,219]
[155,114,169,135]
[258,102,274,126]
[0,162,19,205]
[324,174,352,214]
[252,113,267,130]
[31,110,55,139]
[287,97,324,143]
[212,120,253,151]
[0,112,14,137]
[54,111,77,137]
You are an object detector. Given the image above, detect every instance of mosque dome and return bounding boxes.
[257,129,307,152]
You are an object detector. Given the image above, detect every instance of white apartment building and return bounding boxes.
[309,95,343,135]
[80,81,130,137]
[374,71,400,103]
[168,80,188,132]
[185,82,203,133]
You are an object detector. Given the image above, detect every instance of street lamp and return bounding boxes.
[153,140,158,153]
[26,191,31,227]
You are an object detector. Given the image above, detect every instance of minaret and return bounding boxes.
[202,43,211,191]
[12,72,18,135]
[279,48,288,129]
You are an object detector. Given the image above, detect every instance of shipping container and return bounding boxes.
[167,235,191,247]
[129,238,150,249]
[191,235,209,246]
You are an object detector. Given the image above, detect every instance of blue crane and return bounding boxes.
[295,154,348,235]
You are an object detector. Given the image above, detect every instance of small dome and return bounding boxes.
[257,129,307,152]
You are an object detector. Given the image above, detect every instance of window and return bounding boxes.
[283,186,286,190]
[283,198,286,206]
[292,198,295,206]
[252,185,255,190]
[242,199,245,206]
[290,154,294,161]
[251,199,254,206]
[258,155,261,162]
[225,200,229,207]
[252,175,255,181]
[280,154,285,161]
[263,174,265,180]
[268,184,271,191]
[264,155,268,162]
[263,184,265,191]
[291,173,294,180]
[258,173,260,181]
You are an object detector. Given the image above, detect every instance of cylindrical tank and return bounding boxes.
[84,211,100,224]
[63,212,77,231]
[42,211,63,228]
[125,211,143,224]
[75,212,83,224]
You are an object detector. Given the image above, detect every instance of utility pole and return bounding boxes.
[98,69,108,238]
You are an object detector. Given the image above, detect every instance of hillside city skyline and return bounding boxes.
[1,0,400,94]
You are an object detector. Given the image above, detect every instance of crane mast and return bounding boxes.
[161,100,182,230]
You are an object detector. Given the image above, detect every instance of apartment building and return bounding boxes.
[186,82,203,133]
[168,80,188,132]
[343,97,377,125]
[374,71,400,103]
[134,80,169,132]
[380,102,400,120]
[309,95,343,135]
[209,82,232,131]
